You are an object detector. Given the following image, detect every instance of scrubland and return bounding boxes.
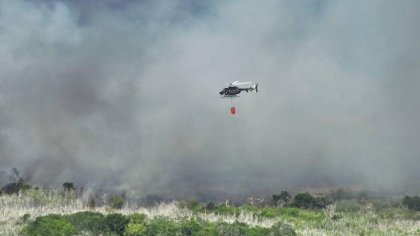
[1,187,420,235]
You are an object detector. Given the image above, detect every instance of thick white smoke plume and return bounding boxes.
[1,0,420,198]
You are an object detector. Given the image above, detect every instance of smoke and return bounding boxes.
[1,0,419,197]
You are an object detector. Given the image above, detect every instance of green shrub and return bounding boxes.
[270,222,296,236]
[128,213,147,224]
[291,193,329,209]
[20,214,77,236]
[258,208,281,218]
[402,196,420,211]
[280,208,299,217]
[109,195,125,209]
[335,200,363,213]
[216,221,248,236]
[177,218,203,235]
[124,223,147,236]
[106,213,129,235]
[65,211,110,232]
[147,217,177,236]
[214,205,240,216]
[195,224,218,236]
[247,226,271,236]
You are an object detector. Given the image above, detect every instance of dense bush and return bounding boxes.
[195,224,218,236]
[247,226,271,236]
[124,223,147,236]
[216,221,281,236]
[21,213,131,235]
[216,221,248,236]
[19,210,298,236]
[214,205,240,216]
[65,211,110,232]
[291,192,330,209]
[270,222,297,236]
[106,213,129,235]
[272,190,291,207]
[147,217,178,235]
[109,195,125,209]
[402,196,420,211]
[128,213,147,224]
[178,218,203,236]
[124,213,147,236]
[20,214,77,236]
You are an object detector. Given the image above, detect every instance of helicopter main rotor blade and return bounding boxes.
[231,81,254,86]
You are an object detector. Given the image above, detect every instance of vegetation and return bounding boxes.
[20,214,77,236]
[272,190,291,207]
[270,222,297,236]
[106,213,130,234]
[18,212,296,236]
[62,182,75,192]
[1,179,31,195]
[65,211,110,232]
[124,222,147,236]
[1,186,420,235]
[109,195,126,209]
[290,192,330,209]
[402,195,420,211]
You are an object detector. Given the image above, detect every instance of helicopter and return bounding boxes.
[219,81,258,97]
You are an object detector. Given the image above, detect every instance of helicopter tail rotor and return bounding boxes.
[252,83,258,93]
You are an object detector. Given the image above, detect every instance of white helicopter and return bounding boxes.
[219,81,259,97]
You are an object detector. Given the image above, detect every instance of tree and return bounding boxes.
[272,190,291,207]
[62,182,75,192]
[1,168,31,195]
[1,179,31,195]
[291,192,329,209]
[402,196,420,211]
